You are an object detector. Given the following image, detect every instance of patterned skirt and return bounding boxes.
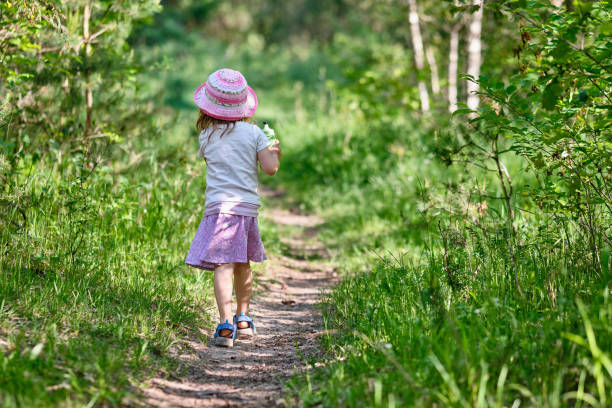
[185,213,267,271]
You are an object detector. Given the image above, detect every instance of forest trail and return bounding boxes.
[142,190,338,407]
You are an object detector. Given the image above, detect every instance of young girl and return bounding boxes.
[185,68,281,347]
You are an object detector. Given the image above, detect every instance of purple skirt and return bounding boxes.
[185,213,267,271]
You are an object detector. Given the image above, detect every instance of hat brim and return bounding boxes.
[193,82,258,121]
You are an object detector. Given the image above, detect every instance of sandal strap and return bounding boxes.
[234,314,256,331]
[214,322,236,339]
[235,315,253,323]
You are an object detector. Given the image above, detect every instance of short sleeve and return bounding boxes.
[254,125,271,152]
[197,130,209,158]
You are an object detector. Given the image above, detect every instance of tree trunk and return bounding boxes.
[407,0,430,112]
[552,0,574,10]
[466,0,483,113]
[425,45,440,95]
[83,1,92,139]
[551,0,573,11]
[448,22,459,113]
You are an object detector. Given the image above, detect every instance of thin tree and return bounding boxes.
[466,0,483,112]
[448,28,460,112]
[448,1,461,113]
[83,1,92,139]
[425,45,440,95]
[407,0,430,112]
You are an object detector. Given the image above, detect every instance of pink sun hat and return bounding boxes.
[193,68,258,121]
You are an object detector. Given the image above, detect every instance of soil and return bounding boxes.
[141,196,337,407]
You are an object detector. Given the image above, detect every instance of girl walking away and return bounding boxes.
[185,68,282,347]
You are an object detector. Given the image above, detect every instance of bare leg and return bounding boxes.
[234,262,253,329]
[214,263,234,337]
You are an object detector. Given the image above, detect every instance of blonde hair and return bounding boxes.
[196,111,249,138]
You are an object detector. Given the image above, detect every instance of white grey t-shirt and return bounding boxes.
[198,121,270,207]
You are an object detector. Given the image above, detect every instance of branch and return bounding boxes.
[451,159,498,172]
[584,74,612,104]
[89,26,110,42]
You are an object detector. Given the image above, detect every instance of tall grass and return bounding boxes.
[278,106,612,406]
[0,140,213,405]
[284,212,611,405]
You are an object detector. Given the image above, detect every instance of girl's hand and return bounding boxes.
[258,140,281,176]
[269,139,282,159]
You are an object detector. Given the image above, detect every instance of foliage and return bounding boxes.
[1,0,162,236]
[473,1,612,271]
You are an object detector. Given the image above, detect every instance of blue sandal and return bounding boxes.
[234,312,257,339]
[213,320,236,347]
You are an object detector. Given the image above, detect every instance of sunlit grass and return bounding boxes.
[0,151,219,405]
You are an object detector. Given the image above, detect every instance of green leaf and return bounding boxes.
[542,80,563,110]
[561,332,586,346]
[451,108,475,118]
[532,153,545,169]
[550,42,571,61]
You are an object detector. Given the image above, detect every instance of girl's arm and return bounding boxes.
[257,140,282,176]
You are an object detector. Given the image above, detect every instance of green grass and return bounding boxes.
[0,145,210,405]
[286,257,611,406]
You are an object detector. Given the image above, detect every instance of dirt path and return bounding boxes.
[142,198,337,407]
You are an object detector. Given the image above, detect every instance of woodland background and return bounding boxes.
[1,0,611,406]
